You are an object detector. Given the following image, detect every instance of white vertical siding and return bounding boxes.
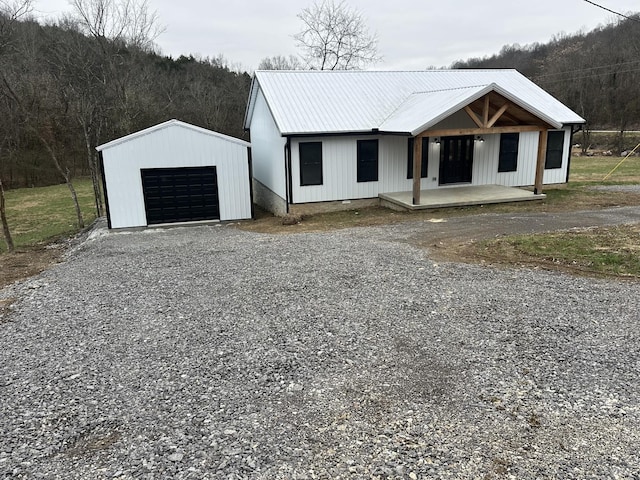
[492,131,539,187]
[290,135,439,204]
[291,136,377,203]
[471,135,498,185]
[287,127,572,205]
[472,129,570,188]
[249,88,287,198]
[102,124,252,228]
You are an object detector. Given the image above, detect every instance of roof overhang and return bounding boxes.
[381,83,564,137]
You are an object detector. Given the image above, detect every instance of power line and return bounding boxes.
[534,59,640,79]
[582,0,640,23]
[534,66,640,84]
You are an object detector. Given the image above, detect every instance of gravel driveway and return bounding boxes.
[1,214,639,479]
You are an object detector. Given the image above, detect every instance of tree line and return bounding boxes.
[452,14,640,153]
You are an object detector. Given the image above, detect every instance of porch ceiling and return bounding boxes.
[464,91,551,129]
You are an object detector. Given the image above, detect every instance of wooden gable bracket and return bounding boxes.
[464,95,511,129]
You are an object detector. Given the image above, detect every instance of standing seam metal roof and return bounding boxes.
[244,70,585,136]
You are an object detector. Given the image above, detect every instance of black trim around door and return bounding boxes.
[439,135,474,185]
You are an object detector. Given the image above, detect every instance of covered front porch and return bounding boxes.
[379,185,545,211]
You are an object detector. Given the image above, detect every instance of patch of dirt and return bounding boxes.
[0,245,63,290]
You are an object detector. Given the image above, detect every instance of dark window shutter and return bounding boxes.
[299,142,323,186]
[545,131,565,169]
[498,133,519,172]
[407,138,429,179]
[357,139,379,182]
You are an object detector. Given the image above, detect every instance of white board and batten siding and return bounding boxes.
[99,120,252,228]
[289,127,571,204]
[473,127,571,187]
[249,89,287,198]
[290,136,432,204]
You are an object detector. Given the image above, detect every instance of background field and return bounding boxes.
[1,178,97,253]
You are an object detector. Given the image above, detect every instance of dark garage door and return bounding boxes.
[141,166,220,225]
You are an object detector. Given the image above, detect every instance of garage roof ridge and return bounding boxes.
[96,119,251,152]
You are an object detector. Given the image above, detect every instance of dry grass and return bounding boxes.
[466,224,640,279]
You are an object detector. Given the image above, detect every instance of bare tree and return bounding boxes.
[1,69,86,229]
[294,0,379,70]
[258,54,303,70]
[0,0,32,48]
[69,0,162,51]
[0,0,32,252]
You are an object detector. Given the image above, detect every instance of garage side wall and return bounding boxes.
[102,125,252,228]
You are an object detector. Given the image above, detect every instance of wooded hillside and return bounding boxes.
[452,15,640,151]
[0,12,250,191]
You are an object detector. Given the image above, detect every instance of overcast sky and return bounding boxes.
[37,0,639,71]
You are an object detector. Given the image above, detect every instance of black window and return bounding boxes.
[545,131,565,169]
[498,133,519,172]
[407,137,429,179]
[299,142,323,186]
[357,139,378,182]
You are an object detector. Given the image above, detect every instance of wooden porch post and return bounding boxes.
[534,129,548,195]
[412,136,422,205]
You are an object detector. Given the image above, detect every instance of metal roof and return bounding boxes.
[244,70,585,136]
[97,119,250,152]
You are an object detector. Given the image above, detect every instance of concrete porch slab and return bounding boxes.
[379,185,546,210]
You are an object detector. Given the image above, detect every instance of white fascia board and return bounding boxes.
[97,119,250,152]
[406,85,495,136]
[243,76,261,130]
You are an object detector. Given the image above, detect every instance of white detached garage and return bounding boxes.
[97,120,253,229]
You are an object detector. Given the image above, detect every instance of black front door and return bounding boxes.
[439,135,474,185]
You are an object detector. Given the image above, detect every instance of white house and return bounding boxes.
[97,119,253,229]
[243,70,585,215]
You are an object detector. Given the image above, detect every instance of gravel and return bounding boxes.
[592,184,640,193]
[1,217,640,479]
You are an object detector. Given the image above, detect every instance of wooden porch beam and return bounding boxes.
[412,136,422,205]
[416,125,544,139]
[464,106,484,128]
[487,103,510,128]
[534,129,548,195]
[483,95,490,127]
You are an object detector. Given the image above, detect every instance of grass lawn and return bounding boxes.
[482,225,640,278]
[569,154,640,183]
[1,178,98,253]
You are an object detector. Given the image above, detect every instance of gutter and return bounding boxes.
[284,137,292,213]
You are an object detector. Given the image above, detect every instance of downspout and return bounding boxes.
[566,124,583,183]
[284,137,292,213]
[98,151,112,229]
[247,146,255,219]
